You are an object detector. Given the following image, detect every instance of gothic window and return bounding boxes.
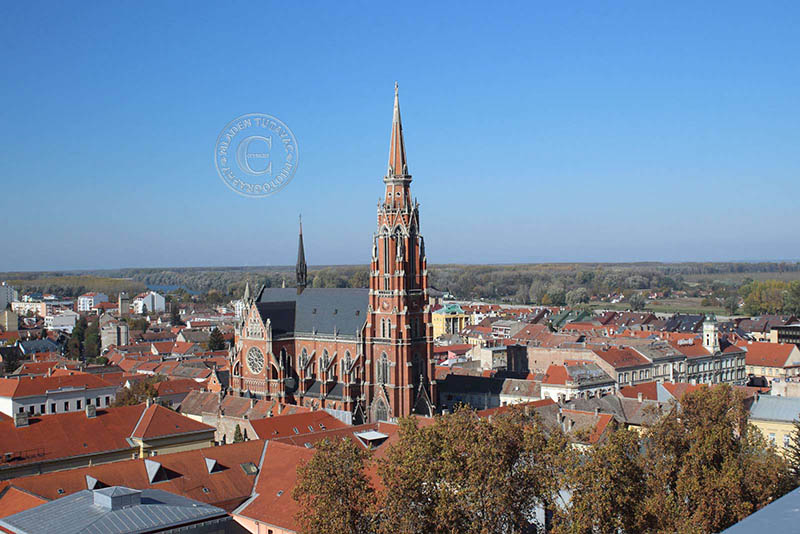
[246,347,265,375]
[280,348,287,370]
[299,348,307,370]
[383,235,390,273]
[408,234,415,288]
[321,350,329,380]
[377,353,390,385]
[375,399,388,422]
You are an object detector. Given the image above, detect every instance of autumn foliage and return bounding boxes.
[294,385,792,534]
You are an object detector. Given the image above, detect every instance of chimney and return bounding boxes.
[13,412,29,428]
[637,392,643,403]
[86,404,97,418]
[250,398,256,409]
[594,407,600,416]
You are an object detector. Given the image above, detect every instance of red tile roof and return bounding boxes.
[476,398,556,417]
[248,410,347,440]
[130,403,214,440]
[155,378,206,396]
[0,440,264,513]
[0,374,114,398]
[742,342,798,368]
[593,346,650,369]
[0,486,48,518]
[234,440,313,531]
[542,365,570,385]
[619,382,660,401]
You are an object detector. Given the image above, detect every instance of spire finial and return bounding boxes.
[299,214,303,234]
[296,217,307,294]
[388,82,407,177]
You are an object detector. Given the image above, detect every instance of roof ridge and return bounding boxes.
[129,403,151,439]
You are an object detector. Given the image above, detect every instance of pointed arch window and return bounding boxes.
[377,353,390,385]
[299,348,308,371]
[375,399,388,422]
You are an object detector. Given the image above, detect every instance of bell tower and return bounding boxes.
[365,83,436,421]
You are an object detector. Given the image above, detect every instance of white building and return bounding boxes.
[0,375,118,417]
[132,291,166,314]
[44,310,80,333]
[0,283,18,311]
[540,363,617,402]
[77,292,109,312]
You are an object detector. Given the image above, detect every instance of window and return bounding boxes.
[63,402,69,411]
[50,403,56,413]
[105,396,110,406]
[77,400,82,409]
[39,404,45,414]
[377,353,390,385]
[769,433,776,444]
[785,435,791,448]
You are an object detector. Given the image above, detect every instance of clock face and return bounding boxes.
[246,347,265,375]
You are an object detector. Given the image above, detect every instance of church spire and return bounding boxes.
[387,82,408,177]
[296,215,307,294]
[243,280,251,303]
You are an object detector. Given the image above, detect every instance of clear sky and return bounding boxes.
[1,1,798,271]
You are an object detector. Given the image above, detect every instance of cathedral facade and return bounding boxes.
[230,85,436,423]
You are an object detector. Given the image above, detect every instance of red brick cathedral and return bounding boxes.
[231,84,436,423]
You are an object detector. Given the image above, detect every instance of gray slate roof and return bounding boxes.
[749,395,800,423]
[256,287,368,338]
[0,487,227,534]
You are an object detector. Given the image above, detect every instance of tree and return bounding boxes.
[555,428,646,534]
[724,294,740,315]
[66,336,81,359]
[785,417,800,483]
[208,327,225,351]
[379,407,570,534]
[170,306,184,326]
[293,437,375,534]
[112,375,167,406]
[566,287,589,307]
[233,424,244,443]
[639,384,791,533]
[628,292,646,311]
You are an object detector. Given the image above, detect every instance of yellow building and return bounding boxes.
[432,304,470,339]
[749,395,800,456]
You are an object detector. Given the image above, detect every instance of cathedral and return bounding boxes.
[230,84,437,423]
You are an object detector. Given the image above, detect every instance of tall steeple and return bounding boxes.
[296,215,307,294]
[243,280,251,303]
[387,81,408,178]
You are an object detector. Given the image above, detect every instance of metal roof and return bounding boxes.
[0,487,228,534]
[722,486,800,533]
[256,287,368,338]
[749,395,800,423]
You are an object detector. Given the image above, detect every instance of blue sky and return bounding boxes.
[1,1,798,271]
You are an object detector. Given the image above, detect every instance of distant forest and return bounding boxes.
[4,262,800,313]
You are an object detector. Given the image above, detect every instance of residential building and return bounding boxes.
[0,374,119,417]
[775,323,800,346]
[0,439,264,513]
[742,341,800,383]
[1,310,18,333]
[0,403,216,479]
[540,362,617,402]
[431,303,470,338]
[77,292,108,312]
[0,282,19,311]
[43,310,79,333]
[749,395,800,455]
[132,291,166,314]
